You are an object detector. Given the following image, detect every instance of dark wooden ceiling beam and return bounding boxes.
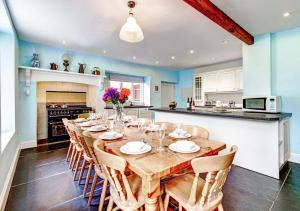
[183,0,254,45]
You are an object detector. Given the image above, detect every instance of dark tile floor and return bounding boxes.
[4,144,300,211]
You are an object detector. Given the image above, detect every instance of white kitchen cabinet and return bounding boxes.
[202,72,218,92]
[194,67,243,97]
[236,68,243,91]
[217,69,236,91]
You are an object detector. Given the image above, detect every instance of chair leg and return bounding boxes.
[159,196,164,211]
[107,197,114,211]
[66,143,73,161]
[78,159,87,185]
[164,193,170,211]
[73,152,82,181]
[83,162,93,197]
[98,179,108,211]
[88,174,98,205]
[71,150,78,170]
[69,147,75,168]
[179,205,182,211]
[218,203,224,211]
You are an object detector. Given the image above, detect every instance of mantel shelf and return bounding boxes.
[18,66,105,87]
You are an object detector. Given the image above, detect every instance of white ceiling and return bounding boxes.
[6,0,300,69]
[0,0,13,33]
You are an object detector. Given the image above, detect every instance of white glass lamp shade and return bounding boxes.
[119,14,144,43]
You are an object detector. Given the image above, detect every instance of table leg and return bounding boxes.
[145,197,159,211]
[143,177,161,211]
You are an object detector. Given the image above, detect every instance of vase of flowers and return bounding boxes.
[102,87,131,122]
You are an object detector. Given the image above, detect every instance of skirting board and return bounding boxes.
[20,140,37,149]
[289,153,300,164]
[0,145,21,211]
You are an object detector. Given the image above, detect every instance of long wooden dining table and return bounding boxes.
[81,123,226,211]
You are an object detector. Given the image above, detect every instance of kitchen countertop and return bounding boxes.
[104,105,153,109]
[150,107,292,121]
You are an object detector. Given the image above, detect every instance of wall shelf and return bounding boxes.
[18,66,105,87]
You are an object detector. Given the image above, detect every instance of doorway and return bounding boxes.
[161,82,176,107]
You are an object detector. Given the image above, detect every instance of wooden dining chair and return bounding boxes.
[164,145,237,211]
[78,113,91,119]
[62,118,76,162]
[67,123,84,176]
[182,124,209,139]
[156,122,176,133]
[93,140,147,211]
[83,137,110,209]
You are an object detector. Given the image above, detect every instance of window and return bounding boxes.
[0,32,16,152]
[108,73,144,104]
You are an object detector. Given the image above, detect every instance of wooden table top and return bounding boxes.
[105,136,226,180]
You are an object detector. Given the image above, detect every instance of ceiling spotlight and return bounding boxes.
[171,56,175,60]
[155,61,159,64]
[189,49,195,54]
[103,50,107,54]
[283,12,291,17]
[222,40,228,44]
[211,57,216,61]
[132,56,137,60]
[62,40,66,45]
[119,1,144,43]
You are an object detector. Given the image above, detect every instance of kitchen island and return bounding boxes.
[150,107,292,179]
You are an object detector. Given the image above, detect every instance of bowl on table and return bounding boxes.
[87,125,107,132]
[169,140,200,153]
[120,141,152,155]
[79,121,98,127]
[169,128,191,139]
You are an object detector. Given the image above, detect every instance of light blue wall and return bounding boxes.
[18,40,179,142]
[243,34,272,96]
[243,27,300,154]
[176,69,194,107]
[271,28,300,154]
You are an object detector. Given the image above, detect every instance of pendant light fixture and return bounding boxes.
[119,1,144,43]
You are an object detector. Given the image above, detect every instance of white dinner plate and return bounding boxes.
[87,125,107,132]
[98,132,123,140]
[74,118,87,123]
[80,121,98,127]
[168,132,192,139]
[169,143,200,153]
[120,144,152,155]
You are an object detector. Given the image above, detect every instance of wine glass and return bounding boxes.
[156,127,166,152]
[138,120,146,143]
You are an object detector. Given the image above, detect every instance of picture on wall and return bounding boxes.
[154,84,160,92]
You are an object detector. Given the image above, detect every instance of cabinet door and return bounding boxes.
[236,69,243,90]
[202,72,218,92]
[193,75,202,101]
[217,70,236,92]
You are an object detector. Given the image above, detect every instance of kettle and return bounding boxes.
[50,63,58,70]
[78,63,86,74]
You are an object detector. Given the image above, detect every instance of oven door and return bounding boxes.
[48,121,69,142]
[243,97,267,111]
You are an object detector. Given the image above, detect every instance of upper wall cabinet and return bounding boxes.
[194,67,243,98]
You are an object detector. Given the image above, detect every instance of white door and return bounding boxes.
[161,82,176,107]
[236,69,243,91]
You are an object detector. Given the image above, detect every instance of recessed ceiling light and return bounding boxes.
[211,57,216,61]
[283,12,291,17]
[103,50,107,54]
[189,49,195,54]
[171,56,175,60]
[155,61,159,64]
[133,56,137,60]
[62,40,66,45]
[222,40,228,44]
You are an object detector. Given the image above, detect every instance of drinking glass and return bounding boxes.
[156,127,166,152]
[138,121,146,142]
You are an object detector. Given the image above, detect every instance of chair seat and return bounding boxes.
[110,174,144,211]
[165,173,223,211]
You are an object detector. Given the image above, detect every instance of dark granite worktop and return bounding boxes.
[150,107,292,121]
[105,105,153,109]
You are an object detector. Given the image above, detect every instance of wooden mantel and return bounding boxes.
[183,0,254,45]
[18,66,105,88]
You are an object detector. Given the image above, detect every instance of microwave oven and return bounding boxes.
[242,96,281,113]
